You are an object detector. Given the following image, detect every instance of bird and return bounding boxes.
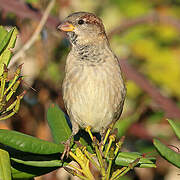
[57,12,126,158]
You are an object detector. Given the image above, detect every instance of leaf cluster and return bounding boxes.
[0,103,156,179]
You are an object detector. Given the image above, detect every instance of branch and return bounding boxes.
[119,59,180,119]
[11,0,55,62]
[0,0,59,29]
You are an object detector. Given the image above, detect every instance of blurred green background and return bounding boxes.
[0,0,180,179]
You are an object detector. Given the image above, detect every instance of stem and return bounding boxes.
[83,148,100,171]
[113,167,130,180]
[68,164,84,174]
[105,134,115,158]
[69,151,95,180]
[101,123,113,151]
[110,167,127,180]
[85,126,94,141]
[64,166,89,180]
[93,138,106,179]
[106,147,115,180]
[114,136,125,157]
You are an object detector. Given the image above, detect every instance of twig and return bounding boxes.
[11,0,55,62]
[0,0,59,28]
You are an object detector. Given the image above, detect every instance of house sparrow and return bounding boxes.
[58,12,126,158]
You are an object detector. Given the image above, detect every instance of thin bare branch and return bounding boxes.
[11,0,55,62]
[0,0,59,29]
[119,59,180,119]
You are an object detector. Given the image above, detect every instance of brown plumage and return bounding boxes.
[58,12,126,157]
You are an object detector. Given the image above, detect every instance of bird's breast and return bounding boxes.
[63,61,125,132]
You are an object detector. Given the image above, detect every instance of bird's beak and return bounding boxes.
[57,22,75,32]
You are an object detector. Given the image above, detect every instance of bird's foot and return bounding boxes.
[61,139,71,160]
[100,125,113,152]
[85,126,94,141]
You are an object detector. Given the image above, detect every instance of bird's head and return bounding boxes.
[57,12,107,46]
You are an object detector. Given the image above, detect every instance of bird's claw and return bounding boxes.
[61,140,71,160]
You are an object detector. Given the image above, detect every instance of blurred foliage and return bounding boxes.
[25,0,38,4]
[154,119,180,168]
[111,0,152,17]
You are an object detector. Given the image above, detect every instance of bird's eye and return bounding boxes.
[78,19,84,25]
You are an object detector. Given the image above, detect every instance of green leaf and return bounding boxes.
[168,119,180,139]
[115,152,156,168]
[11,167,33,179]
[0,129,64,154]
[0,27,15,54]
[153,138,180,168]
[47,104,71,144]
[0,26,8,45]
[0,27,18,75]
[0,149,12,180]
[11,158,62,167]
[11,165,58,179]
[9,151,63,179]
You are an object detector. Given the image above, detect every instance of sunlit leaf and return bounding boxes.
[47,104,71,144]
[0,149,11,180]
[0,26,8,47]
[168,119,180,139]
[115,151,156,168]
[11,157,62,167]
[0,129,63,154]
[153,139,180,168]
[0,27,18,75]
